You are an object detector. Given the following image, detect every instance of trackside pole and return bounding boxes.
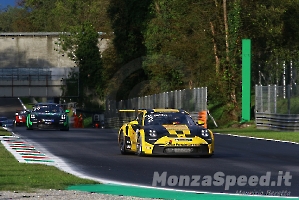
[242,39,251,122]
[207,110,218,128]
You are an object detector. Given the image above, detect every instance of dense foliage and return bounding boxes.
[1,0,299,124]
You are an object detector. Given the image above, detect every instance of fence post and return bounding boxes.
[178,90,182,109]
[174,90,178,108]
[204,87,208,111]
[267,85,271,113]
[274,85,277,114]
[260,86,264,112]
[287,85,290,114]
[165,92,169,108]
[283,61,286,99]
[163,92,166,108]
[138,97,141,109]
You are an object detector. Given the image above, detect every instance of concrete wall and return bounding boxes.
[0,32,109,97]
[0,34,71,68]
[0,32,109,68]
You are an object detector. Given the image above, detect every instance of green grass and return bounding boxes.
[0,128,12,136]
[0,143,99,192]
[212,126,299,143]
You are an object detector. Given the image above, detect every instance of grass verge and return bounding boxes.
[0,142,99,192]
[212,126,299,143]
[0,128,12,136]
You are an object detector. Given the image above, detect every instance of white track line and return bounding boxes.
[214,132,299,145]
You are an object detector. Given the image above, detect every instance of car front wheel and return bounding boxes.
[119,131,128,155]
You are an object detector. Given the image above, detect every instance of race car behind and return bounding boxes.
[15,110,29,126]
[26,103,70,131]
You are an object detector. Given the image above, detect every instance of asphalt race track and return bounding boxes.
[12,127,299,197]
[1,97,299,197]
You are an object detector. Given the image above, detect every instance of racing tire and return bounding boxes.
[136,135,144,156]
[119,131,128,155]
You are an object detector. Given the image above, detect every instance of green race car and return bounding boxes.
[26,103,70,131]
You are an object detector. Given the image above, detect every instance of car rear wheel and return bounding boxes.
[119,131,128,155]
[136,135,144,156]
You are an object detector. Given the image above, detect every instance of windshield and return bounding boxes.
[144,112,196,126]
[32,104,62,113]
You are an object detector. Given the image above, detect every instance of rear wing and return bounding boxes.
[15,109,30,114]
[118,109,145,119]
[118,109,144,113]
[118,109,144,112]
[28,103,68,107]
[118,109,144,123]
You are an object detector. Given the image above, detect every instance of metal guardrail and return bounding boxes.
[105,88,208,129]
[255,112,299,131]
[255,85,299,114]
[104,111,203,129]
[106,87,207,113]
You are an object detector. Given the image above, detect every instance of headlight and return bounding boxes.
[148,129,157,137]
[201,129,209,137]
[30,114,35,119]
[61,115,66,120]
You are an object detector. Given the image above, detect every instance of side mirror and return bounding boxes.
[130,120,138,125]
[197,120,205,126]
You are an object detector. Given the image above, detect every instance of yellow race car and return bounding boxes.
[118,109,214,157]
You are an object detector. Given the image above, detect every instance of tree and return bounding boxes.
[142,0,244,121]
[106,0,152,100]
[16,0,111,108]
[0,6,33,32]
[143,0,216,94]
[240,0,299,86]
[60,22,104,107]
[21,0,111,32]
